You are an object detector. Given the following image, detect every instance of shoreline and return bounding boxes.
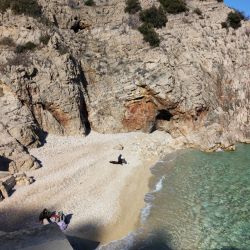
[0,131,180,245]
[99,157,157,245]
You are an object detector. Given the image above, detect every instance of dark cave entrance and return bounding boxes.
[150,109,174,133]
[0,156,11,171]
[156,109,173,121]
[71,21,81,33]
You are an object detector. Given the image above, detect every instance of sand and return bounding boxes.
[0,131,180,245]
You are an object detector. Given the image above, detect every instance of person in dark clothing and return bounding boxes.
[109,154,127,165]
[39,208,53,224]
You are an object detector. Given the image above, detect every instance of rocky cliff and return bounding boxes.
[0,0,249,172]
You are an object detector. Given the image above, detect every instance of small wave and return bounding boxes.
[140,176,165,223]
[140,203,152,224]
[153,176,165,193]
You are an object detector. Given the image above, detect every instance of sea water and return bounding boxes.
[100,144,250,250]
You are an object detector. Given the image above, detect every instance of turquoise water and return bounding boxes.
[141,144,250,250]
[100,144,250,250]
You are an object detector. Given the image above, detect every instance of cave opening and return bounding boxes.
[71,21,81,33]
[70,19,88,33]
[156,109,173,121]
[0,156,11,171]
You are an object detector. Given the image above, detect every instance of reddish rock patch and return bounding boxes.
[50,107,70,128]
[122,100,157,132]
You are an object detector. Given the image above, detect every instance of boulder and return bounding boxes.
[14,173,35,186]
[0,175,16,198]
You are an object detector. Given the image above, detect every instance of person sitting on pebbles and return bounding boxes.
[39,209,68,231]
[109,154,127,165]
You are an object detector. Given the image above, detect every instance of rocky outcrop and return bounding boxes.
[0,175,15,200]
[0,0,249,171]
[14,172,35,186]
[0,124,40,173]
[0,12,90,171]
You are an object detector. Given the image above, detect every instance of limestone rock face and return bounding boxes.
[49,0,248,148]
[0,12,89,171]
[0,0,249,170]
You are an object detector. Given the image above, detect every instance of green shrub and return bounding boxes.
[0,1,10,13]
[221,21,228,29]
[6,53,31,66]
[159,0,188,14]
[139,6,167,28]
[39,34,50,45]
[57,44,69,55]
[0,0,42,17]
[85,0,95,6]
[124,0,142,14]
[193,7,202,16]
[138,23,160,47]
[227,11,245,29]
[0,37,15,47]
[15,42,37,53]
[0,87,4,97]
[12,0,41,16]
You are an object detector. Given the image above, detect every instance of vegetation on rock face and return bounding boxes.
[193,8,202,16]
[57,44,69,55]
[138,23,160,47]
[226,11,246,29]
[6,53,31,66]
[221,21,228,29]
[15,42,37,53]
[0,37,16,47]
[125,0,142,14]
[39,34,50,45]
[0,87,4,97]
[85,0,95,6]
[159,0,188,14]
[0,1,9,13]
[139,5,168,28]
[0,0,42,17]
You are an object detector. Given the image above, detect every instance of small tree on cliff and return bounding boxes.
[227,11,246,29]
[138,23,160,47]
[125,0,142,14]
[139,5,168,28]
[159,0,188,14]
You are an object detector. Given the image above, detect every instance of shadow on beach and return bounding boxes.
[66,222,101,250]
[128,229,173,250]
[0,207,100,250]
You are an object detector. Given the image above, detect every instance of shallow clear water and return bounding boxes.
[100,144,250,250]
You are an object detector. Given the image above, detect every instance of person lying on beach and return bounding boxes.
[109,154,127,165]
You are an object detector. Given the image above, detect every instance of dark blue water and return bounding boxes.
[100,144,250,250]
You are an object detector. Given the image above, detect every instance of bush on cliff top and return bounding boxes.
[226,11,245,29]
[159,0,188,14]
[139,5,168,28]
[125,0,142,14]
[0,0,42,17]
[138,23,160,47]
